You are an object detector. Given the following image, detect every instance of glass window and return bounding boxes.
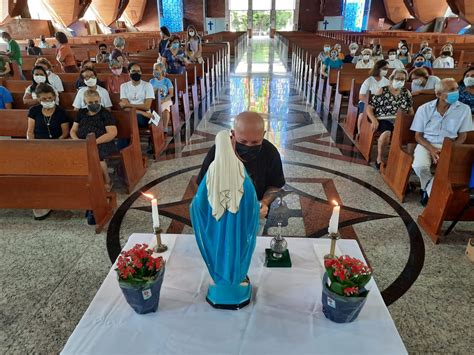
[230,11,248,32]
[276,0,295,10]
[275,10,293,31]
[229,0,248,11]
[253,0,272,11]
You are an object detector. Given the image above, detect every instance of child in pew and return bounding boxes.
[73,67,112,111]
[107,59,128,94]
[409,68,440,96]
[366,69,414,170]
[26,83,70,220]
[23,66,59,107]
[149,62,174,135]
[35,57,64,93]
[410,78,472,206]
[0,85,13,109]
[70,89,118,194]
[458,67,474,113]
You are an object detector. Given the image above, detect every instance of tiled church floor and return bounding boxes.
[1,38,472,354]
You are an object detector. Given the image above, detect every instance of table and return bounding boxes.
[62,234,407,355]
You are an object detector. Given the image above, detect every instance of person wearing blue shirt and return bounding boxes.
[0,85,13,109]
[412,54,432,69]
[459,67,474,113]
[149,62,174,134]
[410,78,473,206]
[162,35,188,74]
[321,48,343,77]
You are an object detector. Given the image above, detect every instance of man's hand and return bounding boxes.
[259,202,269,219]
[429,146,441,164]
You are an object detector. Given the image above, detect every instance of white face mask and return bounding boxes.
[412,78,423,86]
[350,49,356,54]
[189,31,195,36]
[392,80,405,89]
[33,75,47,84]
[363,54,370,60]
[388,54,396,60]
[84,77,97,87]
[40,100,55,109]
[324,46,330,52]
[464,77,474,87]
[380,69,388,77]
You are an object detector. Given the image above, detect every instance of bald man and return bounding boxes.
[197,111,285,218]
[410,78,472,206]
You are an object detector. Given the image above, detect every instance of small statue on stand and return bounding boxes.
[265,189,292,267]
[190,130,260,310]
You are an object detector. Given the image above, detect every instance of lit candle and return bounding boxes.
[151,198,160,229]
[328,200,340,235]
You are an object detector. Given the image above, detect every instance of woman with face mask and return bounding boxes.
[459,67,474,113]
[386,49,405,69]
[27,83,70,220]
[107,59,128,94]
[421,47,435,64]
[412,54,430,69]
[35,57,64,93]
[409,68,440,96]
[185,25,203,64]
[70,89,118,195]
[318,43,332,63]
[344,43,359,63]
[162,35,188,74]
[111,37,128,72]
[397,45,411,65]
[321,47,343,77]
[150,62,174,134]
[23,66,59,107]
[73,67,113,111]
[158,26,171,57]
[355,48,375,69]
[373,44,384,61]
[75,60,105,90]
[366,69,413,169]
[432,44,454,68]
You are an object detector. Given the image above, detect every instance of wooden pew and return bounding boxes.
[342,79,362,140]
[0,134,116,233]
[168,72,191,122]
[380,94,436,201]
[418,134,474,243]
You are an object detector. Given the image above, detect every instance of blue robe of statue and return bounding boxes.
[190,172,260,286]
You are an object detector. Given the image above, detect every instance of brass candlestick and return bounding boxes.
[327,232,340,258]
[154,227,168,253]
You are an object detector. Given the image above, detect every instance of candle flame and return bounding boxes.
[141,192,155,200]
[332,200,339,206]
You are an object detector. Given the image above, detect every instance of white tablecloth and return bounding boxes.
[62,234,407,355]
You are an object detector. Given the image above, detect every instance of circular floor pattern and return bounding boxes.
[107,161,425,306]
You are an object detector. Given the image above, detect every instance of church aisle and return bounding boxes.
[0,38,471,354]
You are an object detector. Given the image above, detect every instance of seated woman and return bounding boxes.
[366,69,414,168]
[433,43,454,68]
[412,53,431,69]
[321,47,343,77]
[70,89,118,193]
[150,62,174,134]
[75,60,105,90]
[23,66,59,107]
[397,44,412,66]
[26,39,43,56]
[0,85,13,109]
[73,67,112,111]
[107,59,128,94]
[421,47,435,66]
[355,48,375,69]
[357,60,390,136]
[459,67,474,113]
[409,68,440,95]
[343,43,359,63]
[26,83,69,220]
[35,57,64,93]
[333,43,345,61]
[416,40,429,56]
[185,25,203,64]
[111,37,129,73]
[158,26,171,57]
[55,31,78,73]
[0,54,12,77]
[372,44,384,61]
[162,35,188,74]
[386,49,404,69]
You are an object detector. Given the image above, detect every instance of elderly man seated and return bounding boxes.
[410,78,473,206]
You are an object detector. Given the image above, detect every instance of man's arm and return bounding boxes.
[196,145,216,185]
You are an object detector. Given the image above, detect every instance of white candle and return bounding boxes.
[151,198,160,229]
[328,203,340,235]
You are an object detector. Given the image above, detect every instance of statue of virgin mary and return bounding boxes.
[190,130,260,309]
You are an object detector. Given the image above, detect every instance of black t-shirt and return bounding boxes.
[196,139,285,200]
[28,104,70,139]
[75,108,117,139]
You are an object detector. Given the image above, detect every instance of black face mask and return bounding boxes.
[130,72,141,81]
[87,103,101,113]
[235,142,262,161]
[101,50,107,54]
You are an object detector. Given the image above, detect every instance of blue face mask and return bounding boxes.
[171,43,179,49]
[445,90,459,105]
[414,61,424,67]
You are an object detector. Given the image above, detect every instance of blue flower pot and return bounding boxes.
[321,273,368,323]
[118,266,165,314]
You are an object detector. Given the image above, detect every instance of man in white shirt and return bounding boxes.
[119,62,155,127]
[410,78,472,205]
[386,49,405,69]
[73,68,112,110]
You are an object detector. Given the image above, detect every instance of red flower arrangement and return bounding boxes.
[324,255,372,297]
[115,243,165,286]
